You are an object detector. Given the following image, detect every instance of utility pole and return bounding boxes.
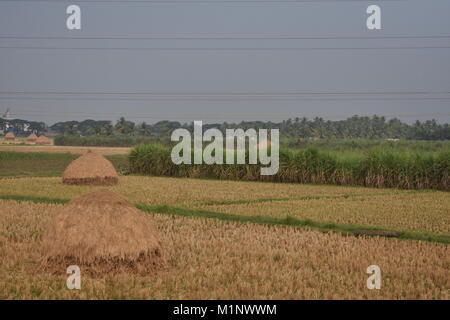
[2,108,11,119]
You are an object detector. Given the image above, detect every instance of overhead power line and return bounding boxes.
[6,111,450,121]
[3,97,450,102]
[3,91,450,102]
[2,35,449,40]
[2,97,450,102]
[1,45,449,51]
[10,109,448,116]
[1,90,450,95]
[0,97,450,102]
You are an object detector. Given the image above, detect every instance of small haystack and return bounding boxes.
[62,151,119,185]
[41,189,163,276]
[26,132,38,143]
[35,135,51,145]
[4,132,15,141]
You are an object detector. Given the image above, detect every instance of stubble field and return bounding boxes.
[0,200,448,299]
[0,148,449,299]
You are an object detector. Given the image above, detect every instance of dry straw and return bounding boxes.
[35,135,52,145]
[41,189,163,276]
[4,132,15,141]
[63,150,119,185]
[26,132,38,143]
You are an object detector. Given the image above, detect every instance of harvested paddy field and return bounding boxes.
[0,150,448,299]
[199,192,450,235]
[0,200,448,299]
[0,176,399,206]
[0,176,448,243]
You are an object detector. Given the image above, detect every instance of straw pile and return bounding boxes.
[26,132,38,143]
[35,135,51,145]
[4,132,15,141]
[41,189,163,276]
[62,151,119,185]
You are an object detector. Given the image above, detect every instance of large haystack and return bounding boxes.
[41,189,163,276]
[35,135,51,145]
[62,151,119,185]
[4,132,15,141]
[26,132,38,143]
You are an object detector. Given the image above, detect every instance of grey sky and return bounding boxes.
[0,0,449,125]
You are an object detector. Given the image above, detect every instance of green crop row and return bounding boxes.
[129,145,450,190]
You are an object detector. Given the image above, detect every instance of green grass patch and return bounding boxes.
[54,135,166,147]
[0,194,69,204]
[138,204,450,245]
[0,151,128,178]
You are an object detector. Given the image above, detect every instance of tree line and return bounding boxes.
[49,115,450,140]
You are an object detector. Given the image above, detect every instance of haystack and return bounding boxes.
[62,151,119,185]
[4,132,15,141]
[41,189,163,276]
[35,135,51,145]
[26,132,38,143]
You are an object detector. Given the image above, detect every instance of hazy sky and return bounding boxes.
[0,0,449,124]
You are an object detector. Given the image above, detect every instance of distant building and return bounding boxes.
[0,118,42,137]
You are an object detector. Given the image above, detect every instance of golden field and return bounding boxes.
[0,176,448,235]
[199,192,450,234]
[0,176,402,206]
[0,200,448,299]
[0,137,53,146]
[0,145,449,300]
